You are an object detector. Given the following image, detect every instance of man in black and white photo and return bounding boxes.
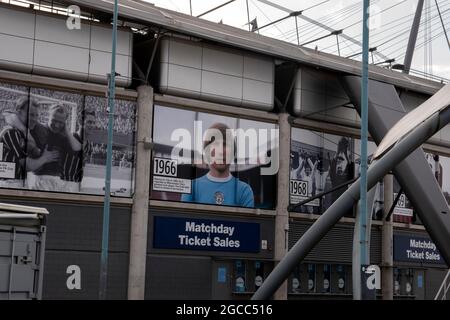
[28,104,82,191]
[0,96,59,188]
[0,97,28,187]
[328,137,354,203]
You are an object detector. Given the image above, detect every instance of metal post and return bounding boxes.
[246,0,251,32]
[381,174,394,300]
[273,111,290,300]
[403,0,424,74]
[359,0,370,298]
[99,0,119,300]
[353,186,376,300]
[336,34,341,56]
[128,86,153,299]
[295,16,300,46]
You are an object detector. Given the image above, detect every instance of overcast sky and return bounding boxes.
[142,0,449,80]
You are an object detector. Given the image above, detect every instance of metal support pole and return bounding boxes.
[273,111,290,300]
[381,174,394,300]
[295,16,300,46]
[99,0,118,300]
[336,34,341,56]
[352,186,376,300]
[359,0,370,298]
[403,0,424,74]
[246,0,251,32]
[128,85,154,300]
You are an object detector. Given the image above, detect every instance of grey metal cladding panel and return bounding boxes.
[33,41,89,76]
[88,51,131,79]
[167,63,202,94]
[145,255,212,299]
[326,76,349,100]
[300,89,327,113]
[242,78,273,109]
[90,25,131,55]
[0,34,34,67]
[202,45,243,77]
[35,14,90,48]
[400,91,429,112]
[159,38,170,64]
[42,250,128,300]
[201,70,243,101]
[325,106,358,125]
[166,38,202,68]
[301,68,327,93]
[0,7,35,38]
[243,54,274,82]
[293,69,302,115]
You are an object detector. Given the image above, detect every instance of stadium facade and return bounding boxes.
[0,0,449,300]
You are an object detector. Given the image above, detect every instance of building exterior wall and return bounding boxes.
[0,2,448,300]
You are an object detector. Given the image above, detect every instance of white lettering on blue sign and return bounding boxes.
[178,234,240,248]
[185,221,235,236]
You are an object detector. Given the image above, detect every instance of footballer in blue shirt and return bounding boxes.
[181,123,254,208]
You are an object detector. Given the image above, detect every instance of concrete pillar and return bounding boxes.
[273,111,290,300]
[381,174,394,300]
[128,85,153,300]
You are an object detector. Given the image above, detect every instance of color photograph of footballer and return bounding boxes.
[150,105,277,209]
[181,122,254,207]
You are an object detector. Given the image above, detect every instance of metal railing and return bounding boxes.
[434,269,450,300]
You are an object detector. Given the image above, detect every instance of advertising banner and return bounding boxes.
[0,82,136,196]
[290,128,355,215]
[153,216,261,253]
[150,105,278,209]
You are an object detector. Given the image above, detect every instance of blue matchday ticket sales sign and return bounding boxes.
[153,216,261,253]
[394,234,445,264]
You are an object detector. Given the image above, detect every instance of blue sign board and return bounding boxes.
[153,216,261,253]
[394,234,444,264]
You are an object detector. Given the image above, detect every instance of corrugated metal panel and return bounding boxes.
[289,221,381,264]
